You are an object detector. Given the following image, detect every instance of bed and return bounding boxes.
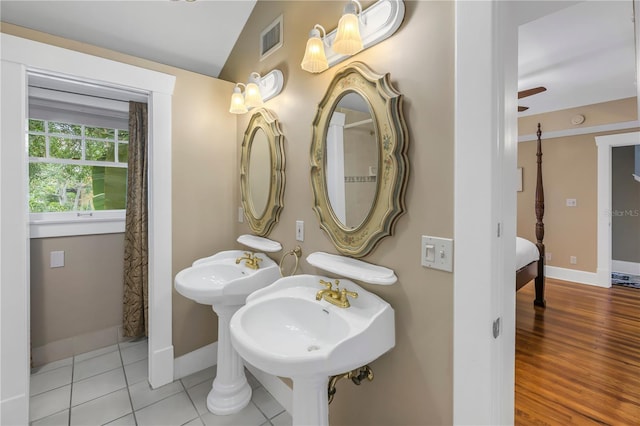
[516,123,546,308]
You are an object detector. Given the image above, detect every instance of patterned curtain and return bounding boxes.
[122,101,148,337]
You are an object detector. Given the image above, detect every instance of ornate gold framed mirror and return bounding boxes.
[310,62,408,257]
[240,108,285,236]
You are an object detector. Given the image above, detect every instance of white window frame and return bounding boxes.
[27,84,134,238]
[29,210,125,238]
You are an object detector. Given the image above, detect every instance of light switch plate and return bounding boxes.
[421,236,453,272]
[50,251,64,268]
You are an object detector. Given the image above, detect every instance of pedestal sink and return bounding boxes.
[229,274,395,426]
[174,250,280,415]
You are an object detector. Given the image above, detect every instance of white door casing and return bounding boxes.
[595,131,640,288]
[453,1,518,424]
[0,34,175,425]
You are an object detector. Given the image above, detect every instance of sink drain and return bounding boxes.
[307,345,320,352]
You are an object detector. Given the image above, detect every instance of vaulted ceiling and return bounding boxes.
[1,1,636,116]
[0,0,256,78]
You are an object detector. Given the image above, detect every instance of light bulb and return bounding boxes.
[229,86,247,114]
[333,2,363,56]
[301,26,329,73]
[244,82,263,108]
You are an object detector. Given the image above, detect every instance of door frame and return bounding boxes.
[1,34,175,424]
[595,131,640,287]
[453,2,518,424]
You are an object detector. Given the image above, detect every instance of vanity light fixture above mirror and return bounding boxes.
[300,0,405,74]
[229,70,284,114]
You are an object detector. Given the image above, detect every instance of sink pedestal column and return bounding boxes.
[291,375,330,426]
[207,304,252,415]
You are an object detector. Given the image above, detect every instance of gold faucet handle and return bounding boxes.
[318,279,336,291]
[235,251,251,263]
[341,288,358,302]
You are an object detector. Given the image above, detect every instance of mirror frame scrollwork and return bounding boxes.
[240,108,286,236]
[310,61,408,257]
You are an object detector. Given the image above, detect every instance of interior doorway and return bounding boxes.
[611,144,640,286]
[596,132,640,287]
[1,34,175,424]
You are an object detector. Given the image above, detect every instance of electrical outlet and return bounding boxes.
[238,207,244,223]
[570,256,577,265]
[566,198,577,207]
[296,220,304,241]
[546,252,552,261]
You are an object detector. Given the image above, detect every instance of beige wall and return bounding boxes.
[30,234,124,359]
[1,23,237,358]
[612,145,640,263]
[517,98,638,272]
[221,1,454,424]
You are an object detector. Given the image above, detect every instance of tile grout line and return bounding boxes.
[118,341,139,426]
[179,378,203,425]
[68,355,75,426]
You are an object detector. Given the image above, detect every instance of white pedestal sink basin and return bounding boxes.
[229,274,395,426]
[174,250,280,415]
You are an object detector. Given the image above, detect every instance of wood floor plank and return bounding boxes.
[515,278,640,425]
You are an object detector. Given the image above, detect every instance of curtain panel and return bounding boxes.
[122,101,149,337]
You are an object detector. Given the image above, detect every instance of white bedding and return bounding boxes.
[516,237,540,270]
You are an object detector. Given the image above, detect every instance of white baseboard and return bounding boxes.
[150,344,175,389]
[245,364,293,414]
[545,266,602,287]
[1,392,28,426]
[612,260,640,275]
[173,342,218,380]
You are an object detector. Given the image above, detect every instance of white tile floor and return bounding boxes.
[29,338,292,426]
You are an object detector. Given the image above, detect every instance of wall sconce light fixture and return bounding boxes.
[229,70,284,114]
[301,0,405,74]
[332,0,364,55]
[301,25,329,73]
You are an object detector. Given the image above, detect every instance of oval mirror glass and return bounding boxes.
[240,109,285,236]
[325,92,378,229]
[310,62,408,257]
[248,128,271,218]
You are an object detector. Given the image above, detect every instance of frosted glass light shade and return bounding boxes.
[229,87,248,114]
[301,29,329,73]
[333,12,363,55]
[244,82,263,108]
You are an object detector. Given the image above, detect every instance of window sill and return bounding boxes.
[30,211,125,238]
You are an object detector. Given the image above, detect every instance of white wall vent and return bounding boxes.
[260,15,283,61]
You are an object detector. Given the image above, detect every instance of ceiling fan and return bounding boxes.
[518,86,547,112]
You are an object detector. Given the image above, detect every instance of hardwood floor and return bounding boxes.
[515,278,640,425]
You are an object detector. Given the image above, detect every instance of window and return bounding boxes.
[26,73,143,238]
[28,118,130,238]
[29,119,129,212]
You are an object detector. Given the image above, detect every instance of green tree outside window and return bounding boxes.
[28,119,128,213]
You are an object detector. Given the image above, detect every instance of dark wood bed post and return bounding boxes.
[534,123,546,307]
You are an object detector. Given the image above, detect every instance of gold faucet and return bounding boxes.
[315,279,358,308]
[235,252,262,270]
